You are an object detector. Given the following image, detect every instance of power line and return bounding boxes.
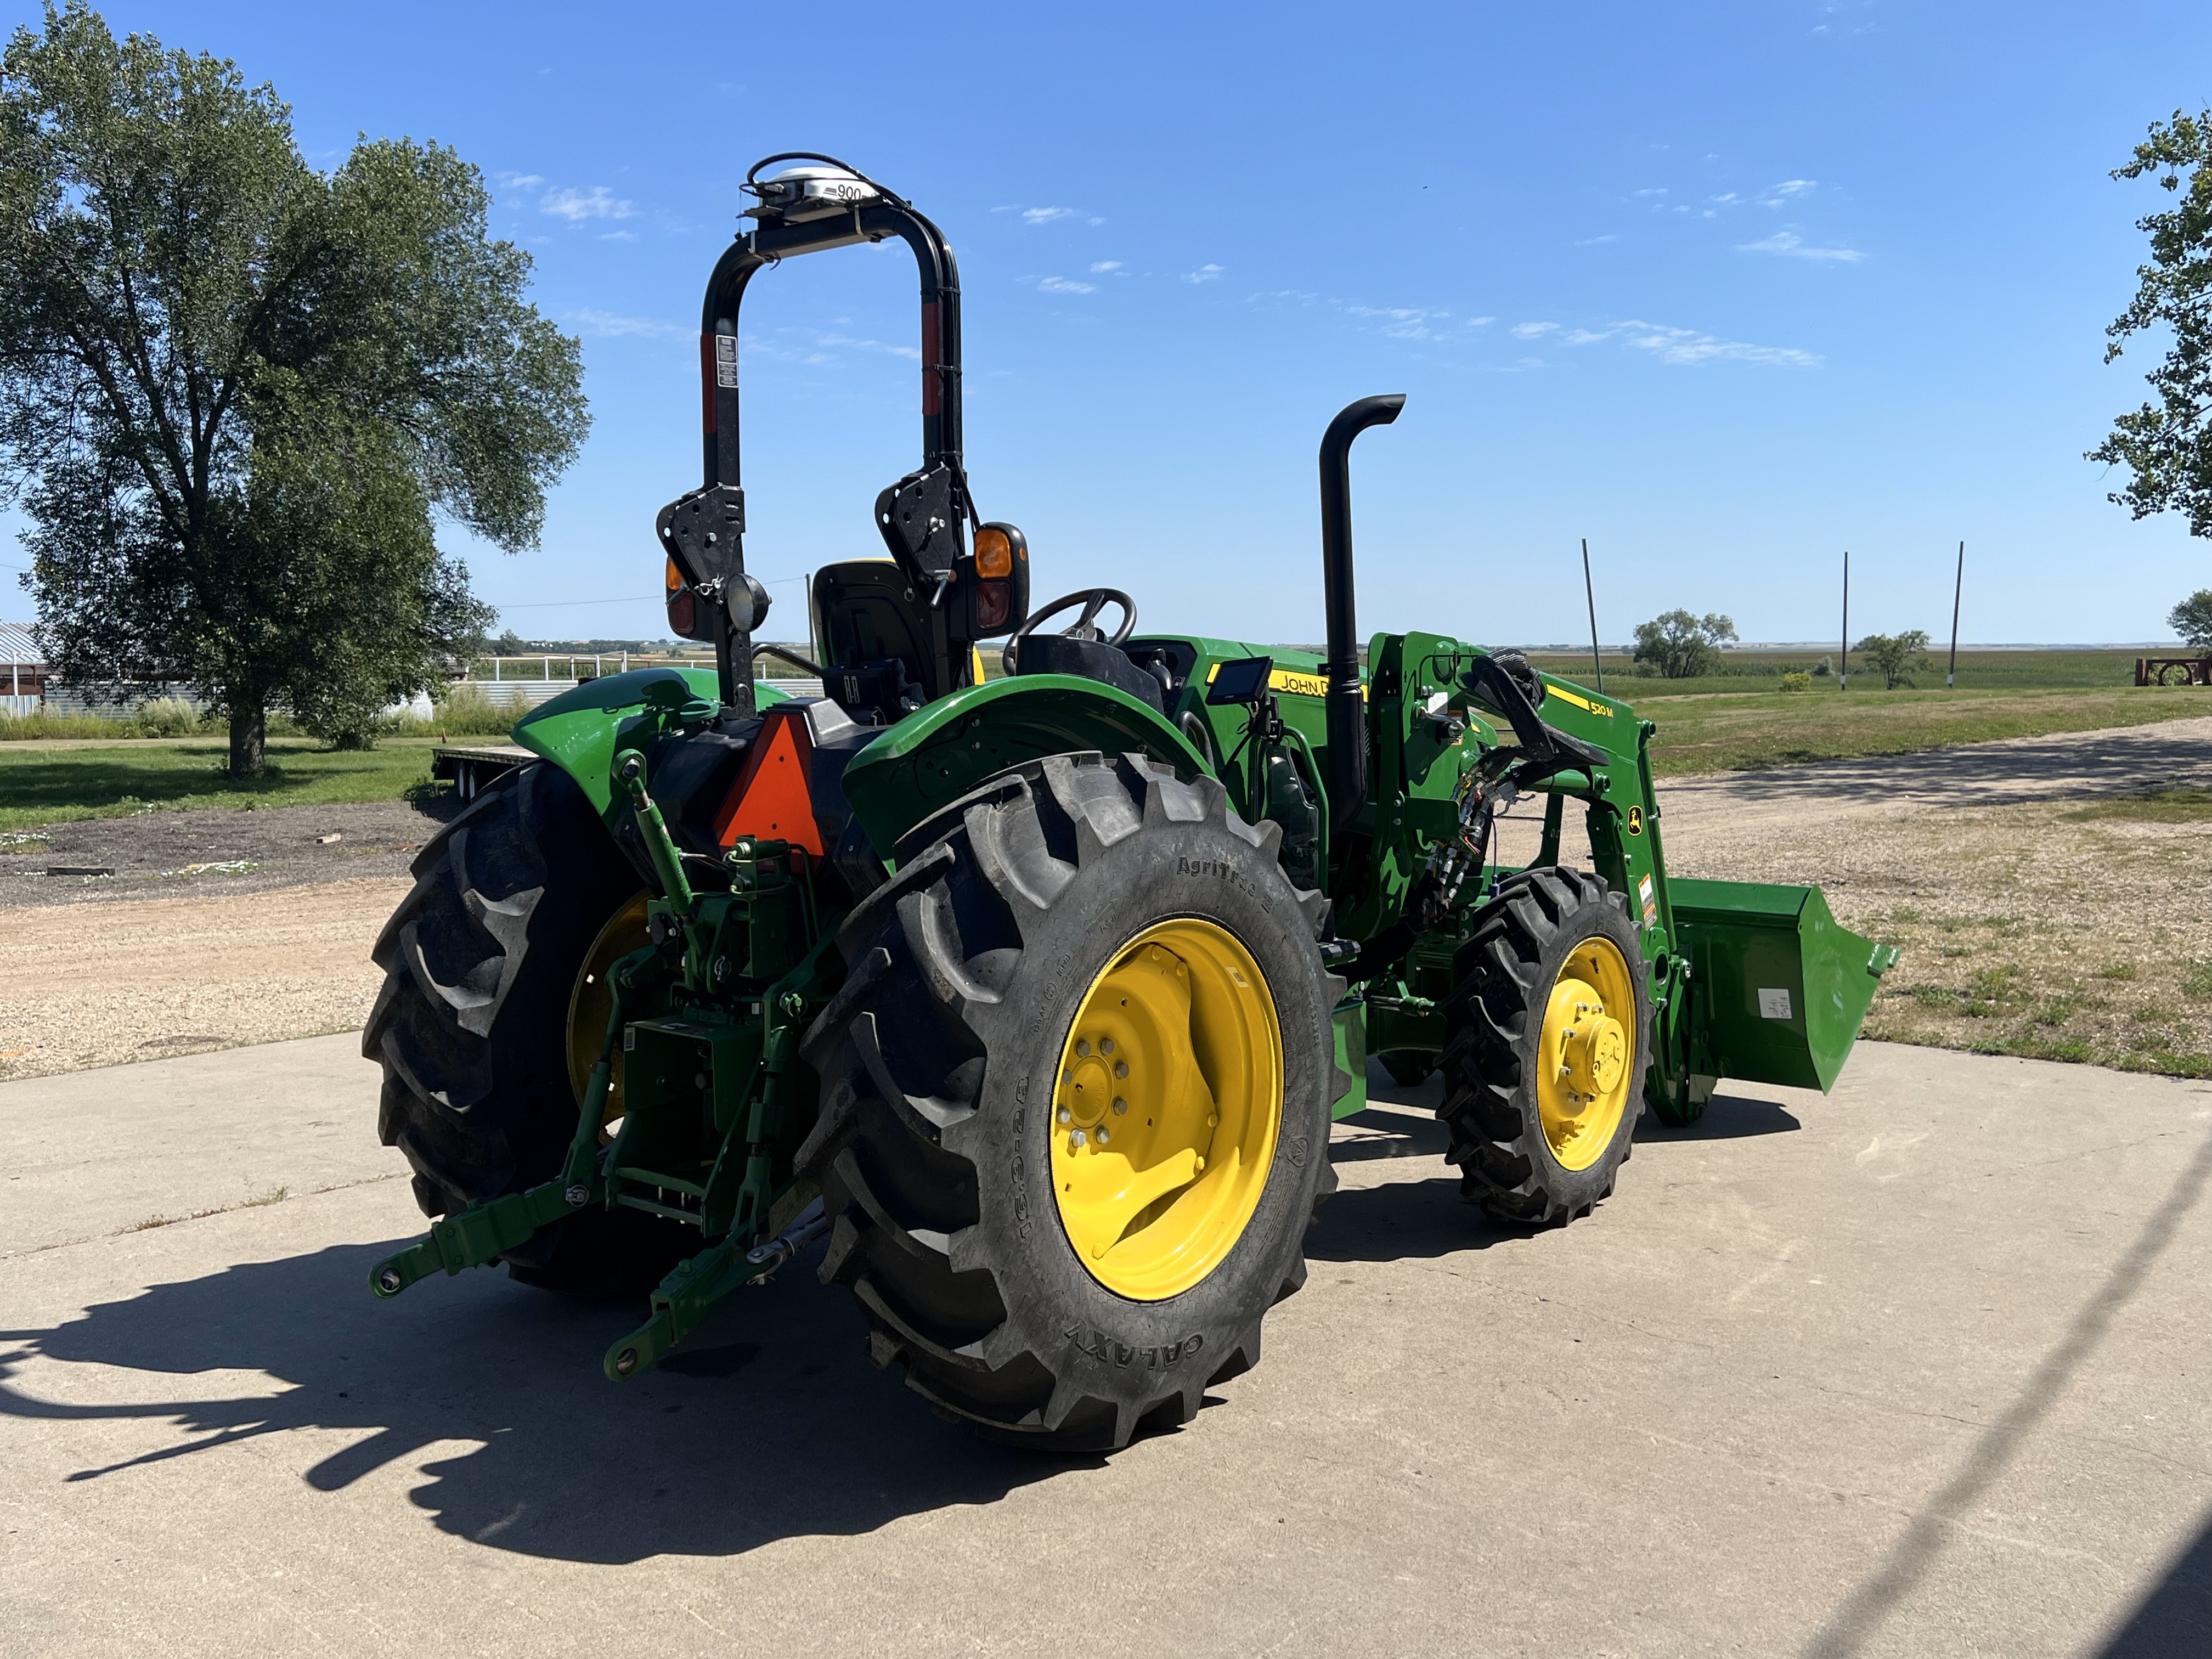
[489,574,809,610]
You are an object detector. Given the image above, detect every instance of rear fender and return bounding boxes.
[510,667,794,818]
[840,674,1214,856]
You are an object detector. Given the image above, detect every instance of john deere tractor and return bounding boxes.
[364,154,1893,1450]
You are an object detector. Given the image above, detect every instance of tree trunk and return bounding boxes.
[229,698,267,777]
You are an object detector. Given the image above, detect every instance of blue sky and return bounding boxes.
[7,0,2210,647]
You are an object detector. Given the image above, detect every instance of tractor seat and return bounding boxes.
[1014,634,1165,712]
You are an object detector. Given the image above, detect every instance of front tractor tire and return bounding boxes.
[797,753,1342,1451]
[1438,867,1651,1226]
[363,762,689,1293]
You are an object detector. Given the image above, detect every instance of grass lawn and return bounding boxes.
[0,736,444,830]
[3,686,2206,824]
[1639,684,2203,775]
[1844,785,2212,1081]
[1522,645,2162,694]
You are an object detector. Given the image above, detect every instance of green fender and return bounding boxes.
[510,667,794,818]
[842,673,1214,855]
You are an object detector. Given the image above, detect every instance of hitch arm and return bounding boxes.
[368,956,641,1300]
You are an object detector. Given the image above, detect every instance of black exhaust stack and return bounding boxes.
[1319,393,1405,834]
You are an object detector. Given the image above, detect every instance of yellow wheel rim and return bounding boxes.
[1535,934,1637,1171]
[567,894,650,1135]
[1050,919,1284,1302]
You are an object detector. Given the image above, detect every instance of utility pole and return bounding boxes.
[1581,538,1604,693]
[1946,541,1964,690]
[1839,550,1849,693]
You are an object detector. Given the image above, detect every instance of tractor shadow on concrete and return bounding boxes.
[0,1235,1088,1564]
[1305,1081,1800,1263]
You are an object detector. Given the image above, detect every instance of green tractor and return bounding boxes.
[365,154,1894,1450]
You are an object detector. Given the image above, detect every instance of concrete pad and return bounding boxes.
[0,1038,2206,1657]
[0,1033,388,1255]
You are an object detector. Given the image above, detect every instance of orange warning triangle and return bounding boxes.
[711,710,825,855]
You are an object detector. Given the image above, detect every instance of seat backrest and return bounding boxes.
[812,560,947,722]
[1013,633,1165,712]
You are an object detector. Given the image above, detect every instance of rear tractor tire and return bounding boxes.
[797,752,1344,1451]
[363,762,691,1294]
[1438,867,1651,1226]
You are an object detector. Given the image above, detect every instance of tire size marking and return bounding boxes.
[1176,855,1273,914]
[1063,1323,1205,1370]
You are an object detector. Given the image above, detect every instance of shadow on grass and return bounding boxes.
[1658,718,2212,799]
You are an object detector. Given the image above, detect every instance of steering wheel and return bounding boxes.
[1003,588,1137,673]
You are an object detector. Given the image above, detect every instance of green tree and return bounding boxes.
[0,4,583,771]
[1855,629,1932,690]
[1632,608,1738,679]
[2172,589,2212,651]
[2089,109,2212,537]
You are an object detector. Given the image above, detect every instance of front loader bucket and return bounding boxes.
[1672,878,1898,1093]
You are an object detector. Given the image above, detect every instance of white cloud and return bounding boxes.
[1575,234,1618,245]
[1615,319,1820,367]
[567,309,684,339]
[1036,275,1096,294]
[1183,263,1224,284]
[600,229,637,242]
[816,332,922,360]
[495,171,545,189]
[1633,187,1668,198]
[1022,206,1076,224]
[541,185,634,222]
[1739,230,1864,262]
[1564,328,1613,345]
[1089,260,1124,273]
[1759,179,1816,206]
[1346,303,1456,339]
[1511,321,1559,338]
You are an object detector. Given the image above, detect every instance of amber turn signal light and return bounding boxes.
[974,527,1014,579]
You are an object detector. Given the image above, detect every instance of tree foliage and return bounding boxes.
[0,4,585,769]
[2089,109,2212,538]
[1631,608,1738,679]
[1854,629,1931,691]
[2172,589,2212,651]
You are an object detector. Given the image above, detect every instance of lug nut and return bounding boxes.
[1113,1097,1127,1115]
[1115,1060,1129,1079]
[1097,1128,1110,1145]
[1075,1038,1091,1057]
[1100,1037,1114,1054]
[1058,1108,1071,1124]
[1070,1130,1087,1150]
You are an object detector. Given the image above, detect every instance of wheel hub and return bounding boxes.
[1535,936,1638,1172]
[1051,921,1282,1301]
[1560,1006,1627,1097]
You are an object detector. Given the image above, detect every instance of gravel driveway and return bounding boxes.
[5,714,2209,1083]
